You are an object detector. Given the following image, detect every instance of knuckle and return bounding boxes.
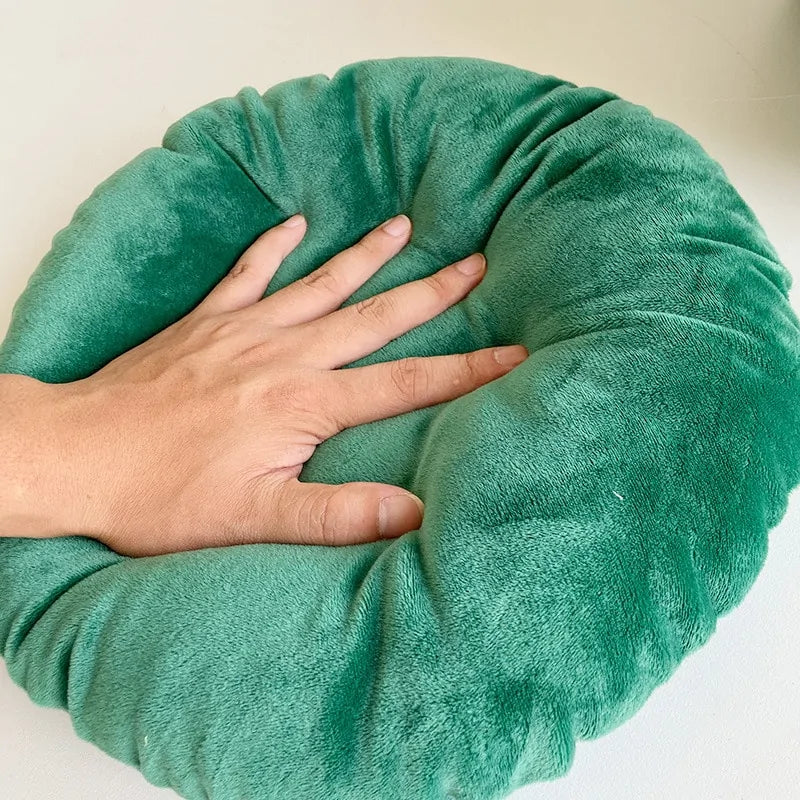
[353,295,385,326]
[389,357,428,404]
[423,270,456,303]
[307,376,350,435]
[300,266,339,294]
[293,490,324,546]
[353,235,380,259]
[206,315,241,342]
[448,351,483,390]
[462,349,485,382]
[313,491,339,547]
[263,372,309,410]
[228,259,250,279]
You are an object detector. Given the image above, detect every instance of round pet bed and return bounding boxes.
[1,56,799,800]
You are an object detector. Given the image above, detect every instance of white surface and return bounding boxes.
[0,1,798,797]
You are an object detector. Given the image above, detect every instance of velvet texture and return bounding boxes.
[1,57,798,800]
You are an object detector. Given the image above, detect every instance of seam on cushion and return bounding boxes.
[682,231,795,302]
[526,305,768,370]
[389,70,432,207]
[397,98,621,353]
[412,528,449,640]
[523,317,719,363]
[163,111,283,212]
[494,88,620,208]
[3,558,123,668]
[619,308,763,348]
[508,85,620,172]
[530,139,610,200]
[481,93,620,253]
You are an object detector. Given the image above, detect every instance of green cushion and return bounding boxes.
[1,56,799,800]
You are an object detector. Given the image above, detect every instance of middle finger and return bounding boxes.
[292,252,487,369]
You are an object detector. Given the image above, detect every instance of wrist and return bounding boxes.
[0,373,89,538]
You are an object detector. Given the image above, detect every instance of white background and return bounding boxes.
[0,1,797,797]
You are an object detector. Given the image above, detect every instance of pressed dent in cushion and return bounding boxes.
[1,56,799,800]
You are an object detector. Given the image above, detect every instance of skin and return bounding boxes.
[0,213,527,557]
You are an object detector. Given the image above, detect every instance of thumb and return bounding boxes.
[269,478,424,546]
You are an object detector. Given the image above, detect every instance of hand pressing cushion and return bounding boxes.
[1,56,799,800]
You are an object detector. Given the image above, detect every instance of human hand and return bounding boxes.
[3,213,527,556]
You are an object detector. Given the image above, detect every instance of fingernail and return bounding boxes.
[455,253,486,275]
[493,345,528,366]
[381,214,411,236]
[378,494,424,538]
[282,214,305,227]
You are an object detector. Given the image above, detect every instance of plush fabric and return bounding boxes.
[1,56,798,800]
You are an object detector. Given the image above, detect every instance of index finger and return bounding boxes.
[194,214,307,317]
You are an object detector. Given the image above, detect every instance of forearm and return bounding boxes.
[0,373,76,538]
